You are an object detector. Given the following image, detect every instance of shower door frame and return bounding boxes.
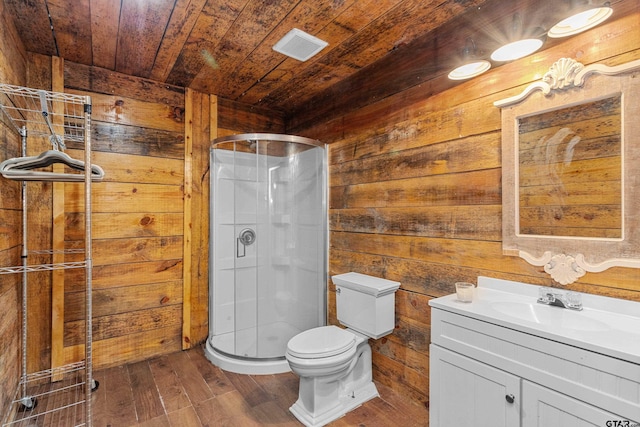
[208,133,328,374]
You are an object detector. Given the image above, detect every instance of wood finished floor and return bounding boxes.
[92,345,429,426]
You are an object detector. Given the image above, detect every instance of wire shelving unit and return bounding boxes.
[0,83,97,427]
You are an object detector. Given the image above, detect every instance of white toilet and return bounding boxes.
[285,272,400,427]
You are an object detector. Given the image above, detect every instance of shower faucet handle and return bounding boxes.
[239,228,256,246]
[237,228,256,258]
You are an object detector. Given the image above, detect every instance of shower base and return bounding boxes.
[204,321,300,375]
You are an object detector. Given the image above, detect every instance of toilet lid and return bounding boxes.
[287,326,356,359]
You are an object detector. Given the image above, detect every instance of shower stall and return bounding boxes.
[205,133,327,374]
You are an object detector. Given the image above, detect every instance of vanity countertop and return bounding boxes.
[429,277,640,365]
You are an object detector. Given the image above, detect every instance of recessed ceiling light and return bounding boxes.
[273,29,328,62]
[491,38,544,62]
[448,60,492,80]
[548,5,613,38]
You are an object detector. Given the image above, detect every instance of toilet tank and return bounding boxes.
[333,272,400,339]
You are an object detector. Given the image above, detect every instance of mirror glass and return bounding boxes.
[517,96,622,239]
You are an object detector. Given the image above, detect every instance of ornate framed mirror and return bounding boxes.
[495,58,640,284]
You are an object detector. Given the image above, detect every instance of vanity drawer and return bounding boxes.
[431,308,640,422]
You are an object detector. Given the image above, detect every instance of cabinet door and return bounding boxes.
[430,345,521,427]
[522,381,629,427]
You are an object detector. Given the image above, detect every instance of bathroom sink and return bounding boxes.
[429,276,640,364]
[489,301,611,332]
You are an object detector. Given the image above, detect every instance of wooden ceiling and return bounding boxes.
[4,0,636,120]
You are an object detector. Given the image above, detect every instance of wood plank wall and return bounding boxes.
[0,0,26,413]
[8,57,193,372]
[217,97,286,136]
[61,61,187,368]
[1,52,286,382]
[292,11,640,407]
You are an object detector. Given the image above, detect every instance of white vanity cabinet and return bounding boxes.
[521,381,622,426]
[430,345,520,426]
[429,277,640,427]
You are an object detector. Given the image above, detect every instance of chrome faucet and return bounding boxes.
[537,287,583,311]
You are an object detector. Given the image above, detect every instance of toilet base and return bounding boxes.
[289,381,379,427]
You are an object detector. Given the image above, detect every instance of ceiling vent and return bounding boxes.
[273,29,328,62]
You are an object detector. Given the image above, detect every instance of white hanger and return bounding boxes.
[0,150,105,182]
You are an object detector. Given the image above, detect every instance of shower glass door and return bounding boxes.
[209,135,326,365]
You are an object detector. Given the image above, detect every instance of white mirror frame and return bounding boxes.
[495,58,640,285]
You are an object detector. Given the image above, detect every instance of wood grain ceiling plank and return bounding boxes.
[165,0,247,87]
[90,0,121,70]
[148,0,208,82]
[8,0,637,121]
[4,0,58,57]
[285,0,594,131]
[187,0,300,95]
[47,0,93,64]
[115,0,176,78]
[255,0,433,109]
[256,0,476,112]
[223,0,387,103]
[236,0,404,105]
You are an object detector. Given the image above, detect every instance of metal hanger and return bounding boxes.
[39,90,66,151]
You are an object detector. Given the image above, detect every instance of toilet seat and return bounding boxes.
[287,326,356,359]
